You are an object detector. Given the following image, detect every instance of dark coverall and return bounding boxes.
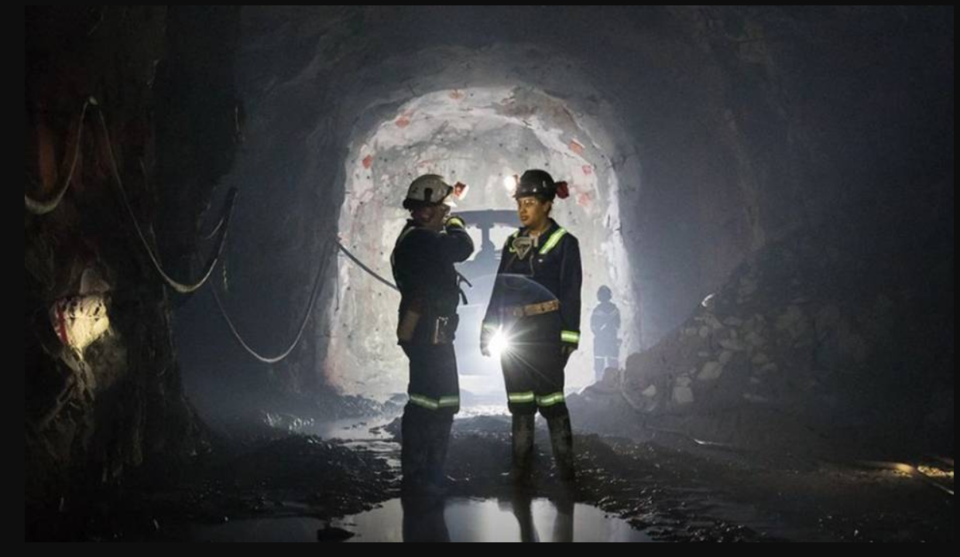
[482,218,582,480]
[391,216,473,489]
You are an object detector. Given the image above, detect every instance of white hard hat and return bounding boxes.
[403,174,455,209]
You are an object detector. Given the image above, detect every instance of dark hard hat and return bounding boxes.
[514,169,557,201]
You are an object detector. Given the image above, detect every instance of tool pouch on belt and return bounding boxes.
[398,297,458,345]
[432,314,459,344]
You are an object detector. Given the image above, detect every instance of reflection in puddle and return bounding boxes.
[188,497,650,542]
[343,497,651,543]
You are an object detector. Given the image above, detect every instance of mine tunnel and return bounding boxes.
[25,6,953,542]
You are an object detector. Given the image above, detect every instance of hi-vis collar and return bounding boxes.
[509,227,568,260]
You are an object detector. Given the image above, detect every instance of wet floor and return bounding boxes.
[189,497,651,543]
[38,410,949,542]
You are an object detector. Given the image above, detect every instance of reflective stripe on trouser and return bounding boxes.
[537,392,566,407]
[508,391,536,404]
[402,342,460,415]
[410,393,461,410]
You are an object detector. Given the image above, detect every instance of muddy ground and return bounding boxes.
[27,409,953,542]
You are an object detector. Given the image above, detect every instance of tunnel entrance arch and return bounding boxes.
[329,85,636,399]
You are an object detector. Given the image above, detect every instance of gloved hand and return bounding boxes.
[445,213,466,229]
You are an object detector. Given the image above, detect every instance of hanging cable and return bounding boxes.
[211,245,331,364]
[25,98,93,215]
[96,104,237,294]
[336,240,399,292]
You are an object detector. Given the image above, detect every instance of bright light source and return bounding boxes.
[918,465,954,480]
[503,175,517,192]
[893,463,915,477]
[490,328,511,357]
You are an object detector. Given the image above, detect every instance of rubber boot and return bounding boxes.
[511,414,536,485]
[547,414,576,483]
[401,408,432,495]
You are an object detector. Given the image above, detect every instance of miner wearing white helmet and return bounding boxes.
[391,174,473,496]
